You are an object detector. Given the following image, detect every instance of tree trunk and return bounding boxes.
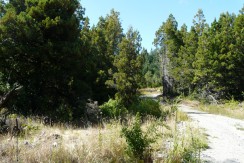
[161,48,173,97]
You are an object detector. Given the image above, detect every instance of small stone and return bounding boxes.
[52,142,58,147]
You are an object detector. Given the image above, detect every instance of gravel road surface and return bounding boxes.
[179,104,244,163]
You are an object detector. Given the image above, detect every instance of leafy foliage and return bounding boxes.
[0,0,89,118]
[141,49,161,87]
[86,9,123,102]
[121,113,156,160]
[155,7,244,100]
[99,99,127,119]
[129,99,161,117]
[107,27,143,107]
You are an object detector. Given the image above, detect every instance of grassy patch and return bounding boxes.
[181,98,244,120]
[139,87,162,96]
[0,103,207,162]
[153,116,208,162]
[197,103,244,120]
[177,110,189,122]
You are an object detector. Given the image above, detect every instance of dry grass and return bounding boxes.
[0,111,207,163]
[198,103,244,120]
[0,122,127,163]
[176,110,189,122]
[152,115,208,163]
[181,99,244,120]
[181,99,200,108]
[139,87,162,96]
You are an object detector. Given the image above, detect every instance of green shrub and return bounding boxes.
[121,113,155,160]
[100,99,127,119]
[224,97,239,110]
[129,99,161,117]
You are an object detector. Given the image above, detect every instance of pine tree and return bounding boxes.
[177,25,198,94]
[193,9,207,37]
[233,7,244,98]
[0,0,89,118]
[154,14,182,96]
[89,9,123,102]
[107,27,142,107]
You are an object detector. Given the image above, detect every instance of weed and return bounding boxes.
[177,111,189,122]
[121,113,156,161]
[164,124,208,163]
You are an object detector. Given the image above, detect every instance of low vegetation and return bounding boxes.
[181,98,244,120]
[198,102,244,120]
[139,87,162,96]
[0,101,208,163]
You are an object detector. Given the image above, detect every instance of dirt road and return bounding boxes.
[179,104,244,163]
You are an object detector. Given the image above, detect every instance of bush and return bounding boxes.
[129,99,161,117]
[100,98,161,119]
[121,113,155,160]
[224,97,239,110]
[100,99,127,119]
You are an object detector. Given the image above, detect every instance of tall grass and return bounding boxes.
[0,106,207,163]
[197,101,244,120]
[152,113,208,163]
[181,97,244,120]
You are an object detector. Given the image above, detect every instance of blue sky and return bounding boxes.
[80,0,243,51]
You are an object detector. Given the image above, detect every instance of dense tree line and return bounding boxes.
[0,0,143,120]
[155,7,244,100]
[0,0,90,120]
[141,48,161,88]
[0,1,243,121]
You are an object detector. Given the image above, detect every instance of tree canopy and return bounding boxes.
[155,7,244,100]
[0,1,243,121]
[0,0,88,119]
[106,27,142,107]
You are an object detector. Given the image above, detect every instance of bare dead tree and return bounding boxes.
[161,47,173,97]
